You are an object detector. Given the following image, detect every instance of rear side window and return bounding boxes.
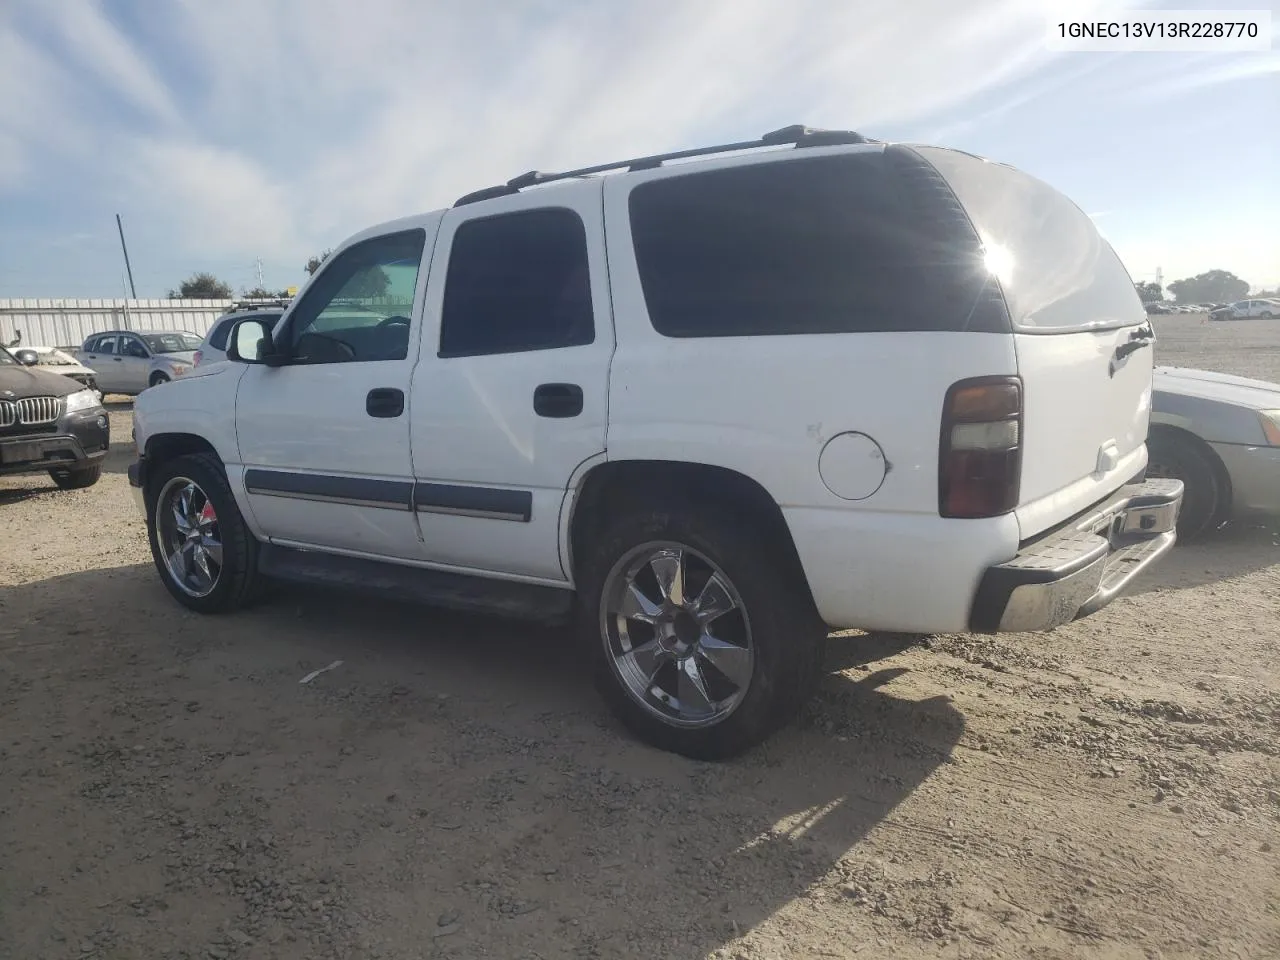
[915,147,1144,333]
[439,208,594,357]
[94,336,117,355]
[627,152,999,338]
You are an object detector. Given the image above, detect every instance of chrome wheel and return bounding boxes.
[600,542,754,728]
[155,477,223,598]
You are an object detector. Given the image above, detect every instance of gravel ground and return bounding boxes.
[2,315,1277,960]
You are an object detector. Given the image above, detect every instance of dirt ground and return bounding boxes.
[2,315,1277,960]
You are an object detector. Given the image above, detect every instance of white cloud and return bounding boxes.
[29,0,179,125]
[113,0,1083,258]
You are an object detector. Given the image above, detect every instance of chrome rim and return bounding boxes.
[600,542,754,728]
[155,477,223,598]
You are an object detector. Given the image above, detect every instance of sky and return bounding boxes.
[0,0,1276,300]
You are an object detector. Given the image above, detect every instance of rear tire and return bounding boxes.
[1146,431,1227,541]
[49,464,102,490]
[146,452,263,613]
[577,500,825,760]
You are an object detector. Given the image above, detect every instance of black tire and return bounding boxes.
[146,451,263,613]
[1146,431,1227,541]
[49,464,102,490]
[150,372,170,387]
[577,501,825,760]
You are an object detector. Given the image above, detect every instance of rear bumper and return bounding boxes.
[969,477,1183,632]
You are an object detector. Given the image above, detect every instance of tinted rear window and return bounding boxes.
[915,147,1144,333]
[627,151,1000,338]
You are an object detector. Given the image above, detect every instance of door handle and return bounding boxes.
[533,383,583,418]
[366,387,405,418]
[113,357,123,362]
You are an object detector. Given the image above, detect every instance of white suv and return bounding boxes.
[128,126,1183,759]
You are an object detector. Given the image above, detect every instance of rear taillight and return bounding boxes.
[939,376,1022,519]
[193,350,203,366]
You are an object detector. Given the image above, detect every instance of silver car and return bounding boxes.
[194,306,287,367]
[74,329,203,395]
[1149,366,1280,539]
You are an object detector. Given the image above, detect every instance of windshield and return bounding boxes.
[36,349,78,366]
[143,332,202,354]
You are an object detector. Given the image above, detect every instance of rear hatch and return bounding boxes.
[916,147,1154,540]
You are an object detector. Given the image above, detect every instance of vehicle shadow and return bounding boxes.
[2,563,963,959]
[1126,517,1279,596]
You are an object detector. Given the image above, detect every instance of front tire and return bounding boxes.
[1146,431,1227,541]
[146,452,262,613]
[150,372,170,387]
[49,464,102,490]
[578,502,825,760]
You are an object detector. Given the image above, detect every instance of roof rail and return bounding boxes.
[454,124,871,206]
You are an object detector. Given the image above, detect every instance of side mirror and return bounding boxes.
[14,348,38,366]
[227,318,280,365]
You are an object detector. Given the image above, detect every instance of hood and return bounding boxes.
[1153,366,1280,409]
[157,351,198,366]
[0,363,83,399]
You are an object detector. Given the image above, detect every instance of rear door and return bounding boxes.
[408,181,612,582]
[84,335,120,392]
[917,147,1154,539]
[118,335,153,392]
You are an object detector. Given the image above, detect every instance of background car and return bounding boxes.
[194,302,289,367]
[1149,366,1280,538]
[11,345,100,394]
[74,329,203,394]
[1210,299,1279,321]
[0,344,109,490]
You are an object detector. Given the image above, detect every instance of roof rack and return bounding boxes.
[454,124,872,206]
[228,297,292,312]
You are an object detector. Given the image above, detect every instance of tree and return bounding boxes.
[304,249,332,276]
[242,285,291,299]
[168,272,233,299]
[344,267,390,300]
[1134,281,1163,303]
[1167,270,1248,305]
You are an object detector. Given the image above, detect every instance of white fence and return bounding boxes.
[0,299,235,350]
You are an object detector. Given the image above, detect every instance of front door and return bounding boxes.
[409,182,613,582]
[232,225,436,560]
[84,335,120,392]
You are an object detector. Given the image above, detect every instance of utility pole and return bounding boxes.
[116,214,137,299]
[256,257,265,289]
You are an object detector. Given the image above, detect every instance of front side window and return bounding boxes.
[0,346,16,366]
[439,208,594,358]
[122,337,150,358]
[285,230,426,364]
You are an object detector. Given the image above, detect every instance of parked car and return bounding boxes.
[1210,300,1279,321]
[194,303,289,367]
[74,329,204,394]
[128,125,1182,759]
[1149,367,1280,538]
[0,344,109,489]
[11,345,100,394]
